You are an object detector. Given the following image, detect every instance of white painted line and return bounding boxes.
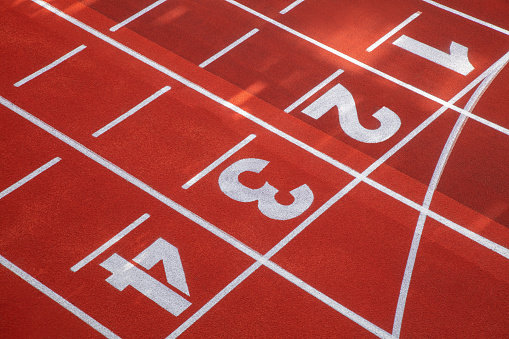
[14,45,86,87]
[366,12,421,52]
[391,56,509,338]
[0,157,61,200]
[71,213,150,272]
[280,0,305,14]
[92,86,171,137]
[223,0,509,137]
[182,134,256,189]
[0,254,120,339]
[200,29,259,68]
[167,261,263,339]
[421,0,509,36]
[110,0,167,32]
[0,95,264,265]
[284,69,344,113]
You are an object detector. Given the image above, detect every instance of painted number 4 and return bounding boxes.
[100,238,191,316]
[219,158,314,220]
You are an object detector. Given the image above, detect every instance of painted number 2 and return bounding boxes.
[302,82,401,143]
[218,158,314,220]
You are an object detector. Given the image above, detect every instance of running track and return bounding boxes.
[1,0,508,338]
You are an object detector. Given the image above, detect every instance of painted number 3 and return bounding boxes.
[218,158,314,220]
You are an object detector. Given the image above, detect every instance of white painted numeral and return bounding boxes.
[100,238,191,316]
[393,35,474,75]
[302,83,401,143]
[218,158,314,220]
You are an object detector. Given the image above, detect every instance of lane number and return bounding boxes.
[100,238,191,316]
[218,158,314,220]
[302,83,401,143]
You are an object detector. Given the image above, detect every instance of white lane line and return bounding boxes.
[92,86,171,137]
[366,12,421,52]
[0,157,61,200]
[391,57,509,338]
[167,261,263,339]
[71,213,150,272]
[421,0,509,36]
[224,0,509,137]
[284,69,344,113]
[0,95,263,265]
[199,29,259,68]
[14,45,86,87]
[2,96,390,339]
[110,0,167,32]
[280,0,305,14]
[182,134,256,189]
[0,254,120,339]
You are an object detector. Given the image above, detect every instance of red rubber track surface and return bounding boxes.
[1,0,508,338]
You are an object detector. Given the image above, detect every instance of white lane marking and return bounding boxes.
[199,29,259,68]
[0,157,61,200]
[92,86,171,137]
[280,0,305,14]
[14,45,86,87]
[0,254,120,339]
[421,0,509,36]
[182,134,256,189]
[391,57,509,338]
[71,214,150,272]
[224,0,509,136]
[284,69,344,113]
[167,261,263,339]
[0,96,389,338]
[0,96,263,264]
[110,0,167,32]
[366,12,421,52]
[393,36,474,75]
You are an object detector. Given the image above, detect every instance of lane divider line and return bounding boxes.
[284,69,344,113]
[0,96,390,339]
[0,157,61,200]
[71,213,151,272]
[280,0,305,15]
[182,134,256,189]
[421,0,509,36]
[0,254,120,339]
[14,45,86,87]
[92,86,171,137]
[110,0,167,32]
[199,29,259,68]
[366,12,421,52]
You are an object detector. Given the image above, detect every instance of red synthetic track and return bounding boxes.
[1,0,508,338]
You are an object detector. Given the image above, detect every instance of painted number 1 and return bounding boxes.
[218,158,314,220]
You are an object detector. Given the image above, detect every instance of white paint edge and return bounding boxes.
[110,0,167,32]
[14,45,86,87]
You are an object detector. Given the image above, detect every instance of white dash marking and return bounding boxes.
[110,0,167,32]
[199,29,259,68]
[0,254,120,339]
[71,213,150,272]
[0,157,61,200]
[92,86,170,137]
[14,45,86,87]
[182,134,256,189]
[421,0,509,36]
[284,69,344,113]
[280,0,305,14]
[366,12,421,52]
